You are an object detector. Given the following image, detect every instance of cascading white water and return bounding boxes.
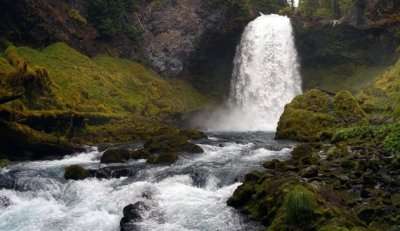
[204,14,302,132]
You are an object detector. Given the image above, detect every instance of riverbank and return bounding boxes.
[0,42,210,162]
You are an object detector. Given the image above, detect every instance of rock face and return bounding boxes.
[0,0,234,77]
[138,0,226,76]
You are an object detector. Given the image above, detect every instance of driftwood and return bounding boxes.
[0,93,24,105]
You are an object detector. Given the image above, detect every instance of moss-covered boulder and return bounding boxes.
[0,159,9,169]
[333,90,367,125]
[0,120,81,160]
[277,89,368,142]
[276,89,336,141]
[64,165,90,180]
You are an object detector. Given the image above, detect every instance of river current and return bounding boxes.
[0,132,292,231]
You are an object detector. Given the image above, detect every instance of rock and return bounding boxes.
[120,201,149,231]
[90,166,136,179]
[0,159,9,168]
[276,90,336,142]
[0,120,82,161]
[179,129,207,140]
[64,165,90,180]
[0,196,11,208]
[143,131,203,164]
[263,159,286,170]
[333,90,367,125]
[291,144,314,160]
[147,152,178,165]
[276,89,368,142]
[300,165,319,178]
[101,148,131,164]
[244,171,263,182]
[0,173,15,189]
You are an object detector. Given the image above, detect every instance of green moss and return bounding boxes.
[383,123,400,155]
[64,165,90,180]
[277,89,371,142]
[2,43,208,115]
[291,89,331,113]
[333,90,367,125]
[284,185,317,227]
[276,107,336,142]
[68,8,87,25]
[0,120,77,159]
[0,159,9,168]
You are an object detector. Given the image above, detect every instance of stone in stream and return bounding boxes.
[0,196,11,208]
[120,201,150,231]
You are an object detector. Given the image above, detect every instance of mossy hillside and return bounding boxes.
[302,64,388,94]
[2,42,208,116]
[360,58,400,119]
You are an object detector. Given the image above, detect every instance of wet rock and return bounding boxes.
[300,165,319,178]
[263,159,286,170]
[0,159,9,168]
[120,201,149,231]
[244,171,263,182]
[90,165,142,179]
[0,173,16,189]
[179,129,207,140]
[101,148,131,164]
[64,165,90,180]
[0,196,11,208]
[147,152,178,165]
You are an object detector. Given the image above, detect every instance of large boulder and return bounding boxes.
[276,89,368,142]
[64,165,90,180]
[120,201,149,231]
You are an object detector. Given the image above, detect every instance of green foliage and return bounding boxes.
[87,0,141,39]
[332,125,381,142]
[68,8,87,25]
[284,185,316,226]
[298,0,354,18]
[383,123,400,155]
[208,0,287,19]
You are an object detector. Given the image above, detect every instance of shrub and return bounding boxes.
[383,123,400,155]
[87,0,141,39]
[68,9,87,25]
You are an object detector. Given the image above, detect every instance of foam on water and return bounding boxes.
[0,133,291,231]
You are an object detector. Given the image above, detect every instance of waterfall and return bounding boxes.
[202,14,302,132]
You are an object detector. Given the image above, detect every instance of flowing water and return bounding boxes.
[0,133,292,231]
[202,14,302,132]
[0,14,301,231]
